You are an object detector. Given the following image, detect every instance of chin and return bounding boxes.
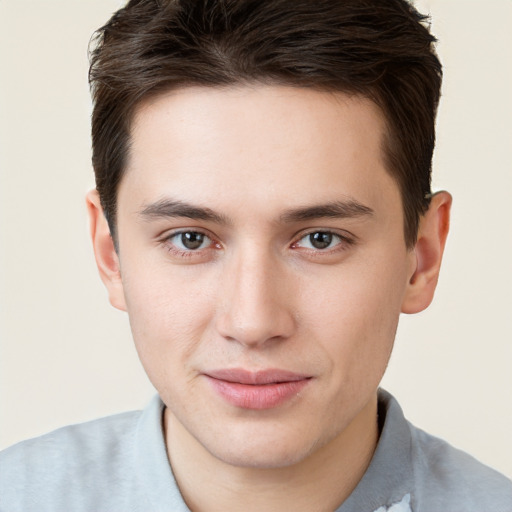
[211,441,314,470]
[200,420,333,470]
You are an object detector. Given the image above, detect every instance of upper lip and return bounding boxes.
[204,368,311,385]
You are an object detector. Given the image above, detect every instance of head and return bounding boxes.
[86,0,451,472]
[89,0,442,249]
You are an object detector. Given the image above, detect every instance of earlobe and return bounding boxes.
[401,191,452,314]
[86,189,127,312]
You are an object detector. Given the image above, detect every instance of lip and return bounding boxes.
[203,368,312,410]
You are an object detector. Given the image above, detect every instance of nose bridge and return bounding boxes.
[216,242,295,347]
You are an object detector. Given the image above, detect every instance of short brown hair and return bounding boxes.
[89,0,442,247]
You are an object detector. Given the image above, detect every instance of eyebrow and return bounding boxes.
[139,199,230,224]
[138,197,374,225]
[279,200,374,223]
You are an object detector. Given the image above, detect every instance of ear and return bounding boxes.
[401,191,452,314]
[86,189,127,311]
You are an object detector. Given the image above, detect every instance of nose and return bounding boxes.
[215,248,296,348]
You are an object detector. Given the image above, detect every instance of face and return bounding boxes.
[110,86,418,468]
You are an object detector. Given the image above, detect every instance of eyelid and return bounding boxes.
[171,231,211,251]
[291,228,356,253]
[159,228,222,257]
[160,227,214,242]
[293,228,356,244]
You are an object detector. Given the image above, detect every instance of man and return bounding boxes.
[1,0,511,510]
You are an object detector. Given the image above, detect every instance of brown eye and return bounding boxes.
[181,232,205,249]
[169,231,211,251]
[309,232,333,249]
[293,231,351,252]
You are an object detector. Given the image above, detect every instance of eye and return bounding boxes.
[169,231,212,251]
[306,232,336,249]
[295,231,343,250]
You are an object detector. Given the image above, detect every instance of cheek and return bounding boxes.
[119,262,216,379]
[306,257,407,379]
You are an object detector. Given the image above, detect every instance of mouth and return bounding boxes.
[203,368,312,410]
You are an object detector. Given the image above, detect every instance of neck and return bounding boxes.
[164,395,379,512]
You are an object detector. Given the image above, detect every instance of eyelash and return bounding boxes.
[161,230,219,259]
[291,230,355,255]
[159,229,356,260]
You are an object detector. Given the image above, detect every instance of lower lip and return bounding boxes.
[205,377,310,410]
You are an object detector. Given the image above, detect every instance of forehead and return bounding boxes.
[121,85,400,223]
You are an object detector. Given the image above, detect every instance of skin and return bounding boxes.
[87,85,451,511]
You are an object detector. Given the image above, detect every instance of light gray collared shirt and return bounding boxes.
[1,390,511,511]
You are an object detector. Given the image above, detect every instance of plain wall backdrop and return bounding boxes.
[1,0,511,479]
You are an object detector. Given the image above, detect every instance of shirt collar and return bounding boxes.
[336,389,415,511]
[135,389,414,512]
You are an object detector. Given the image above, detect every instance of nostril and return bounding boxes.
[215,304,296,348]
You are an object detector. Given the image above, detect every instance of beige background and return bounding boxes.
[1,0,511,479]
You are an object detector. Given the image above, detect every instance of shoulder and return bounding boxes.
[0,409,145,512]
[0,408,141,470]
[408,423,512,511]
[374,390,512,512]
